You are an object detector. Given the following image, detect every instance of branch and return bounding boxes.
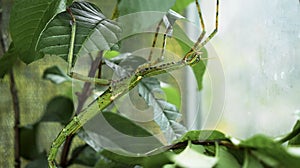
[9,70,21,168]
[59,51,104,167]
[277,121,300,144]
[0,1,20,167]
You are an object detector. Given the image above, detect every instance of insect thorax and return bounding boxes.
[110,74,140,97]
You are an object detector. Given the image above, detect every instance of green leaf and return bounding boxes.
[25,152,48,168]
[117,0,178,41]
[102,112,157,137]
[94,156,131,168]
[215,146,240,168]
[162,86,181,110]
[42,66,71,84]
[138,77,187,143]
[172,22,208,91]
[242,150,264,168]
[239,135,300,167]
[71,145,99,166]
[37,2,121,63]
[100,150,143,166]
[118,0,176,16]
[172,0,194,13]
[78,112,163,155]
[104,50,120,59]
[20,124,39,160]
[9,0,68,63]
[288,120,300,145]
[175,130,227,143]
[191,47,208,90]
[163,164,176,168]
[169,141,218,168]
[0,43,18,78]
[287,147,300,157]
[142,152,172,168]
[41,96,74,124]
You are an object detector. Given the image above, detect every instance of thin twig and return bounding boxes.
[277,121,300,144]
[9,70,21,168]
[65,144,88,167]
[0,2,20,167]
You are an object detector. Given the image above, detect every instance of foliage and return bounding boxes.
[1,0,300,168]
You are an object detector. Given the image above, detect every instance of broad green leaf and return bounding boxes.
[288,120,300,145]
[100,150,143,166]
[78,112,163,155]
[242,150,264,168]
[162,86,181,110]
[0,43,18,78]
[172,0,194,13]
[138,77,187,143]
[118,0,176,16]
[41,96,74,124]
[215,146,240,168]
[25,152,48,168]
[175,130,227,143]
[169,141,218,168]
[20,124,39,160]
[43,66,71,84]
[142,152,172,168]
[71,145,100,166]
[37,2,121,63]
[86,0,117,18]
[102,112,158,137]
[9,0,68,63]
[239,135,300,167]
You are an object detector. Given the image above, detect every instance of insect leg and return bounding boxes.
[183,0,207,60]
[195,0,219,51]
[148,19,163,61]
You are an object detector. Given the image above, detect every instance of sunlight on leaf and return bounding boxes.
[169,141,218,168]
[43,66,71,84]
[171,0,194,13]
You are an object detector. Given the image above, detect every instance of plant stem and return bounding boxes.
[59,135,74,167]
[9,70,21,168]
[277,120,300,144]
[0,1,20,167]
[59,52,103,167]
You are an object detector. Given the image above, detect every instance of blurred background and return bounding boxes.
[194,0,300,138]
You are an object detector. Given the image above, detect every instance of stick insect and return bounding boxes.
[48,0,219,167]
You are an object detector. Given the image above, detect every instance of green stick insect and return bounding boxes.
[48,0,219,167]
